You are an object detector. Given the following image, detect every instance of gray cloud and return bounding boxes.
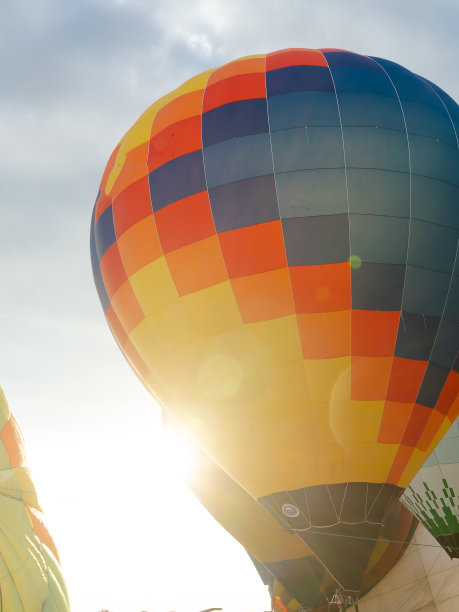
[3,0,459,109]
[1,0,154,103]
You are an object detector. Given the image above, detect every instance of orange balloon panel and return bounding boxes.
[91,48,459,594]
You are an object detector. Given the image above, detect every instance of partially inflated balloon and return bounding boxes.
[402,417,459,558]
[0,388,69,611]
[91,48,459,601]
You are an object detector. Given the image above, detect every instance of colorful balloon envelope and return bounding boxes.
[0,388,69,611]
[90,48,459,600]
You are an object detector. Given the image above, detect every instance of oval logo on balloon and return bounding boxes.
[282,503,300,518]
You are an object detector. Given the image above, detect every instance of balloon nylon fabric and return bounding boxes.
[91,48,459,597]
[176,413,416,608]
[0,388,69,612]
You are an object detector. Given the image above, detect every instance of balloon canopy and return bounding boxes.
[0,388,69,611]
[91,48,459,605]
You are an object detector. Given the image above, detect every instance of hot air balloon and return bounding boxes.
[90,48,459,607]
[0,388,69,611]
[358,521,459,610]
[164,413,416,610]
[402,417,459,558]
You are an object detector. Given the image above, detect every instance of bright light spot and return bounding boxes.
[25,400,270,612]
[199,353,242,399]
[159,426,196,483]
[349,254,362,269]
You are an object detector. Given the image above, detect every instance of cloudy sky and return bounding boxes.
[1,1,459,611]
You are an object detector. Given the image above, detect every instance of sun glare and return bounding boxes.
[24,401,270,612]
[158,424,196,483]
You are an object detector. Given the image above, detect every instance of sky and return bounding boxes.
[1,1,459,611]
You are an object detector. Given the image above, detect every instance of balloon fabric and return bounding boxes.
[91,48,459,608]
